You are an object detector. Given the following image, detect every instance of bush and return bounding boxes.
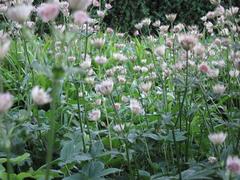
[104,0,240,32]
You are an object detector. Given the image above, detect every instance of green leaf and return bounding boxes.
[98,168,122,177]
[10,153,30,166]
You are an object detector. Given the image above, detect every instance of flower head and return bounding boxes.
[0,31,11,60]
[88,109,101,121]
[37,3,59,23]
[178,34,198,51]
[7,4,33,24]
[73,10,90,25]
[31,86,52,105]
[0,92,13,113]
[227,156,240,174]
[212,84,226,95]
[208,132,227,145]
[95,79,114,95]
[130,99,144,115]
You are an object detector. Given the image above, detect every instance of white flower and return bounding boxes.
[0,92,13,113]
[0,32,11,60]
[31,86,52,105]
[154,46,166,57]
[139,82,152,93]
[88,109,101,121]
[95,56,108,64]
[95,79,114,95]
[229,69,239,77]
[80,60,91,69]
[113,124,125,132]
[7,4,33,24]
[130,99,144,115]
[178,34,198,51]
[212,84,226,95]
[113,53,127,62]
[208,132,227,145]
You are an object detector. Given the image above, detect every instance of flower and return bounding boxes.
[194,44,205,57]
[0,31,11,60]
[199,63,209,73]
[113,124,125,132]
[88,109,101,121]
[229,69,239,77]
[95,56,108,64]
[37,3,60,23]
[209,0,221,5]
[105,3,112,10]
[166,13,177,22]
[31,86,52,105]
[73,10,90,25]
[95,79,114,95]
[178,34,198,51]
[154,46,166,57]
[139,82,152,93]
[7,4,33,24]
[97,10,105,18]
[113,53,127,62]
[212,84,226,95]
[68,0,92,10]
[91,38,105,48]
[80,60,91,69]
[130,99,144,115]
[208,132,227,145]
[0,92,13,113]
[208,156,217,164]
[227,156,240,174]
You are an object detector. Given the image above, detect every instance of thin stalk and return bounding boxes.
[45,78,61,180]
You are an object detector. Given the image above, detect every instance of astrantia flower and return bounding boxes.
[91,38,105,48]
[178,34,198,51]
[97,10,105,18]
[209,0,220,6]
[95,56,108,64]
[113,124,125,132]
[212,84,226,95]
[37,3,59,23]
[113,53,127,62]
[68,0,92,11]
[227,156,240,174]
[31,86,52,105]
[194,44,205,57]
[208,132,227,145]
[95,79,114,95]
[199,63,209,73]
[73,10,90,25]
[0,32,11,60]
[7,4,33,24]
[88,109,101,121]
[229,69,239,77]
[154,46,166,57]
[139,82,152,93]
[130,99,144,115]
[0,92,13,113]
[165,13,177,22]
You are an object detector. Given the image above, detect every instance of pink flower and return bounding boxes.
[37,3,59,23]
[199,63,209,73]
[227,156,240,174]
[0,92,13,113]
[74,10,90,25]
[92,0,100,7]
